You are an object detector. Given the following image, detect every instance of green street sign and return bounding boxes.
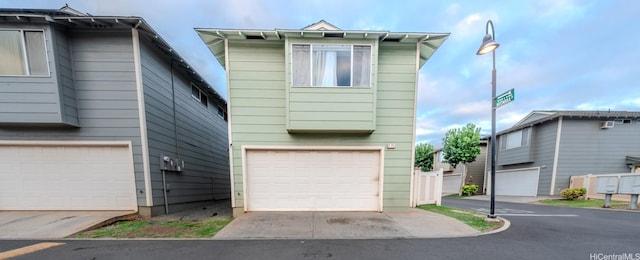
[495,88,515,108]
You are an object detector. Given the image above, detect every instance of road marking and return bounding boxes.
[498,214,579,217]
[0,242,65,259]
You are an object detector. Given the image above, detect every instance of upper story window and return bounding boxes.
[0,30,49,76]
[191,83,208,107]
[291,44,371,87]
[501,128,531,150]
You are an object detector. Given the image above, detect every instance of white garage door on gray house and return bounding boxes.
[0,142,137,210]
[0,6,230,216]
[487,110,640,196]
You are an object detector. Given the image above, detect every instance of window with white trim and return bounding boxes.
[291,44,371,87]
[0,30,49,76]
[501,128,531,150]
[191,83,208,107]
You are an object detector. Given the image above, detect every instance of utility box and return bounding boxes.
[596,176,619,194]
[618,176,640,194]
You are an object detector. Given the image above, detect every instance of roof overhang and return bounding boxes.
[626,156,640,165]
[196,28,449,69]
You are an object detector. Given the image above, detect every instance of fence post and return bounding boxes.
[435,168,443,206]
[584,174,592,199]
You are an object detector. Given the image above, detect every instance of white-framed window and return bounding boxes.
[0,29,49,76]
[191,83,208,107]
[501,128,531,150]
[291,44,371,87]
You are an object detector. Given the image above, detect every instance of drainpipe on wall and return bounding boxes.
[162,169,169,214]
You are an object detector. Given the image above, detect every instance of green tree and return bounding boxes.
[442,123,481,169]
[414,143,435,172]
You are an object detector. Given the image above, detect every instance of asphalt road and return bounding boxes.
[2,199,639,260]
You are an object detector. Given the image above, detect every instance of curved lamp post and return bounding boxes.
[477,20,499,219]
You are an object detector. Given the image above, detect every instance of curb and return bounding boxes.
[474,216,510,237]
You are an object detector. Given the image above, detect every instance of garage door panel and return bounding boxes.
[0,145,137,210]
[490,168,539,196]
[246,149,381,211]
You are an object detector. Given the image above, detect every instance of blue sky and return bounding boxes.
[4,0,639,147]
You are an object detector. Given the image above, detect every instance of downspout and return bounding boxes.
[170,60,180,159]
[224,38,236,208]
[162,169,169,214]
[161,60,180,215]
[550,116,563,195]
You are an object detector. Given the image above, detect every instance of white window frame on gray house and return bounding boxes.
[291,44,371,88]
[190,83,208,107]
[501,128,531,150]
[0,29,49,76]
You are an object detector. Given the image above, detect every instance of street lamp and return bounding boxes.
[477,20,499,219]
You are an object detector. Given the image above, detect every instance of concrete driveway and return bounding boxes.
[214,209,482,239]
[0,211,137,239]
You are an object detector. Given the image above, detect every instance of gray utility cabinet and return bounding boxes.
[618,176,640,194]
[596,176,619,194]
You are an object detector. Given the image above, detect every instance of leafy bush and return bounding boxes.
[461,184,479,196]
[560,188,587,200]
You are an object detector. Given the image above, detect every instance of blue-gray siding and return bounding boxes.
[493,117,640,195]
[139,40,230,206]
[0,24,76,125]
[52,25,79,126]
[0,30,148,205]
[555,119,640,193]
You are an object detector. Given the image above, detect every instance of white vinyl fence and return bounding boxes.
[413,168,443,206]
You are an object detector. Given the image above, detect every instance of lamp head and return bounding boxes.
[476,34,499,55]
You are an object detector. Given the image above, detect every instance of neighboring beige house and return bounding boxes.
[197,21,449,216]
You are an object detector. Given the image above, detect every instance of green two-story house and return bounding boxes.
[197,21,448,216]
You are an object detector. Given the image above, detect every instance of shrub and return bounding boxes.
[461,185,479,196]
[560,187,587,200]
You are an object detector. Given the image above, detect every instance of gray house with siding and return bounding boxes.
[487,110,640,197]
[197,21,448,216]
[0,6,230,217]
[434,140,488,194]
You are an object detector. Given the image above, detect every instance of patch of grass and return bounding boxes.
[73,217,233,238]
[417,204,501,232]
[444,194,464,199]
[538,199,627,208]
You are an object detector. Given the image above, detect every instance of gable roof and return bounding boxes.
[498,110,640,135]
[303,20,341,30]
[196,21,449,69]
[0,5,225,104]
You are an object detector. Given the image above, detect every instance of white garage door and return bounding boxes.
[0,144,137,210]
[245,149,381,211]
[488,168,539,196]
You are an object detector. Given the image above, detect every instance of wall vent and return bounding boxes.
[600,121,615,129]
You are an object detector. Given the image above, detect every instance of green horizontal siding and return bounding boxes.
[227,40,419,212]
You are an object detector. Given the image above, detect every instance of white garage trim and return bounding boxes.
[0,141,137,211]
[132,28,153,208]
[241,145,385,212]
